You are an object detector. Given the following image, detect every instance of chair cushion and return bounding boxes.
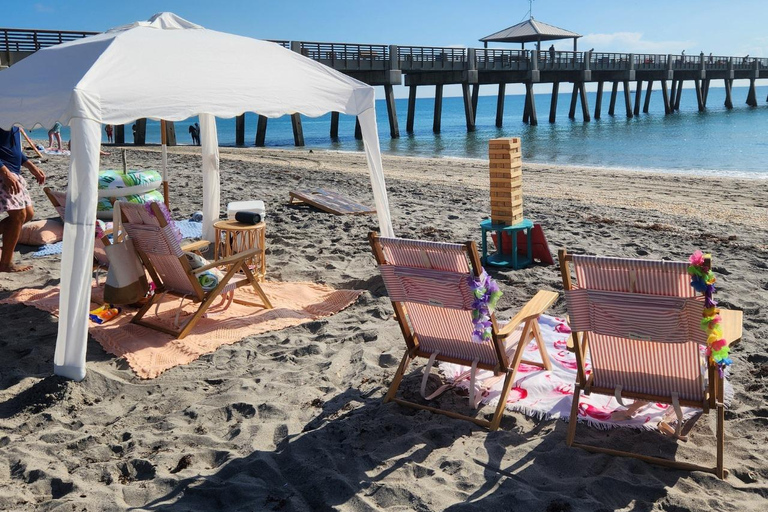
[18,219,64,246]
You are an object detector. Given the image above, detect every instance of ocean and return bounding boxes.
[28,84,768,178]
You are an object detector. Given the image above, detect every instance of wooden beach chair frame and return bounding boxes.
[44,186,114,270]
[558,249,743,479]
[370,232,558,430]
[120,201,273,339]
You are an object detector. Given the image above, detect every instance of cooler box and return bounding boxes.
[227,200,266,220]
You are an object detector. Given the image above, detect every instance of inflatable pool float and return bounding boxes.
[97,169,164,219]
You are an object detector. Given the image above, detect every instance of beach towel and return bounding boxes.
[3,280,361,379]
[41,148,71,156]
[440,315,731,430]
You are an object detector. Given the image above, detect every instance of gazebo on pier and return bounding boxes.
[480,16,581,51]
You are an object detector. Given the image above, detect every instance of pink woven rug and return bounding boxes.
[3,282,361,379]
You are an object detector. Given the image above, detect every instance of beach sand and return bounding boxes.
[1,145,766,511]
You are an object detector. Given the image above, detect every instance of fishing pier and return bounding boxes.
[3,27,768,146]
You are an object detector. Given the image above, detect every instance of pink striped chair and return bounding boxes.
[559,249,743,478]
[119,201,273,339]
[369,232,558,430]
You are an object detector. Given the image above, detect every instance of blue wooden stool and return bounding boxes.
[480,218,534,269]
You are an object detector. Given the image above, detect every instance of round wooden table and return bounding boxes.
[213,219,266,281]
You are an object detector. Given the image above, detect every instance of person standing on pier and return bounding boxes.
[105,124,113,143]
[549,44,555,68]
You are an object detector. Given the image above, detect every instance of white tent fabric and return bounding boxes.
[0,12,394,381]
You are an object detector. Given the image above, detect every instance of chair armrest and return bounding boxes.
[181,240,211,253]
[497,290,559,338]
[194,247,260,273]
[719,308,743,346]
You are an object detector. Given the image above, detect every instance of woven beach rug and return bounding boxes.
[3,281,361,379]
[440,315,731,430]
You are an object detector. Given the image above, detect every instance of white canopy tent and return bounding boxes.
[0,13,394,381]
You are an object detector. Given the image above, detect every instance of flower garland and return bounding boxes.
[687,250,731,376]
[469,270,502,344]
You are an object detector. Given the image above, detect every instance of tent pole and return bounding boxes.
[160,119,169,208]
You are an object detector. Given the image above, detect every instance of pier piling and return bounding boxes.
[462,83,476,132]
[291,113,304,146]
[724,79,733,109]
[134,119,146,145]
[623,81,633,118]
[406,86,417,133]
[495,83,505,127]
[549,82,559,123]
[330,112,339,139]
[594,81,604,119]
[608,82,618,116]
[643,80,654,113]
[471,84,480,124]
[524,82,538,125]
[115,125,125,144]
[579,83,590,122]
[747,78,758,106]
[661,79,671,114]
[568,84,578,119]
[674,80,683,110]
[633,80,642,116]
[433,84,444,133]
[255,115,268,147]
[669,80,678,111]
[235,114,245,146]
[694,79,705,111]
[354,117,362,140]
[384,84,400,138]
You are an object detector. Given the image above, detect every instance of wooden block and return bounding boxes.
[488,137,520,150]
[489,160,522,169]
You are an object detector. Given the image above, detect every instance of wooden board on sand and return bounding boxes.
[289,188,376,215]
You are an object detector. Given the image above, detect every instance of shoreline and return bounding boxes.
[111,143,768,180]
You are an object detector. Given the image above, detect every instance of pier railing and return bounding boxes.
[590,53,632,71]
[398,46,466,71]
[297,41,389,71]
[0,27,96,52]
[475,49,528,71]
[5,30,768,78]
[537,50,584,70]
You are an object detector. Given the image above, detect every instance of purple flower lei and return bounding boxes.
[469,270,503,344]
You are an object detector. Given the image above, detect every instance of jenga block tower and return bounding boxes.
[489,137,523,225]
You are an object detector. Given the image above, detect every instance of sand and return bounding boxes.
[0,144,766,511]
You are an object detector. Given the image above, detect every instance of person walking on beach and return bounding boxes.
[47,121,63,150]
[105,124,113,143]
[194,122,200,145]
[188,124,200,145]
[0,127,45,272]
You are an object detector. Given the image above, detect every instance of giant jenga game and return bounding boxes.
[488,137,523,225]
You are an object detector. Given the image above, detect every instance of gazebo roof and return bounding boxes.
[480,17,581,44]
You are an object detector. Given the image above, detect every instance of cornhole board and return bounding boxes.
[289,189,375,215]
[491,223,554,265]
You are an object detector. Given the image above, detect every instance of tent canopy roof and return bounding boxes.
[0,12,375,130]
[480,17,581,44]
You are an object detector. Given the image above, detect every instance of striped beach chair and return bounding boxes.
[369,232,558,430]
[559,249,743,478]
[119,201,272,339]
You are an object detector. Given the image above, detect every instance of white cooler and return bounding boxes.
[227,200,266,221]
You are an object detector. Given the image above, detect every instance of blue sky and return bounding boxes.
[7,1,768,97]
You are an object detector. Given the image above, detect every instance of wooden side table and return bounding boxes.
[213,219,266,281]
